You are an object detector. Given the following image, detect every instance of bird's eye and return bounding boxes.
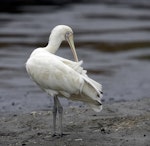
[65,32,72,40]
[66,32,72,37]
[66,32,70,35]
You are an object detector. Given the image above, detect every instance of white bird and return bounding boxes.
[26,25,103,137]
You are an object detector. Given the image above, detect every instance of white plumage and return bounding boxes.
[26,25,103,136]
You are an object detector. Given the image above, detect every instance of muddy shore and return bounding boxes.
[0,97,149,146]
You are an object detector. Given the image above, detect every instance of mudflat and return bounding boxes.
[0,98,149,146]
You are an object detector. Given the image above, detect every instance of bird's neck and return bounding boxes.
[44,37,62,54]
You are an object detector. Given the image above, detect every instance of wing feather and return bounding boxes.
[57,54,103,112]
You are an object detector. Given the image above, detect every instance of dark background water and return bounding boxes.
[0,1,150,113]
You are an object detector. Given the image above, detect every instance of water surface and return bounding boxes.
[0,3,150,113]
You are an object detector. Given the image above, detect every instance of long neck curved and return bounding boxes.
[44,35,63,54]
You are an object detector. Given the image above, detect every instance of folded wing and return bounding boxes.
[26,49,103,112]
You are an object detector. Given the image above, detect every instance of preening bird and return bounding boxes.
[26,25,103,136]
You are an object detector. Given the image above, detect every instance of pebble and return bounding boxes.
[75,138,83,141]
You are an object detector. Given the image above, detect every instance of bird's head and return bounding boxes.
[50,25,78,62]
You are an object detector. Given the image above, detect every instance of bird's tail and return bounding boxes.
[63,60,103,112]
[70,75,103,112]
[81,76,103,112]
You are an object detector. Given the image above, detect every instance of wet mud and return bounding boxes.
[0,98,149,146]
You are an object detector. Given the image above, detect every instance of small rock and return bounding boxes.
[75,138,83,141]
[37,132,42,136]
[31,111,37,116]
[12,102,15,106]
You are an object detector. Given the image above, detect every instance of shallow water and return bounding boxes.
[0,2,150,113]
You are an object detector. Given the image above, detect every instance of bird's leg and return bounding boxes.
[55,97,63,136]
[52,96,57,137]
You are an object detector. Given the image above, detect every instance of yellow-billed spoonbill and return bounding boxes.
[26,25,103,136]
